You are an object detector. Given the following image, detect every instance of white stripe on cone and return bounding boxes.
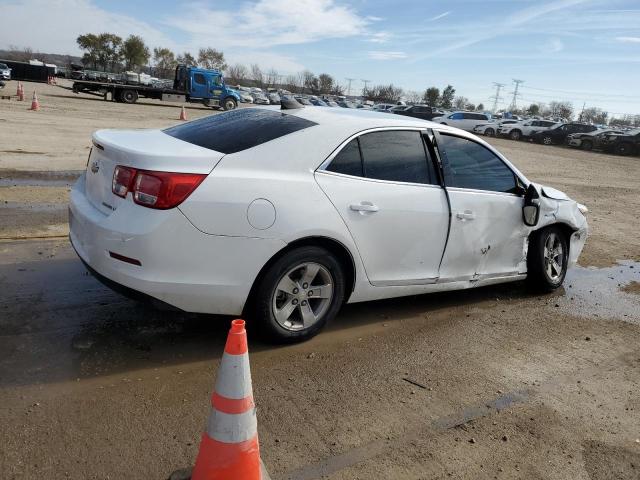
[215,352,253,400]
[206,407,258,443]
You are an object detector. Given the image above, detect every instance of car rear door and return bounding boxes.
[430,131,528,281]
[315,129,449,286]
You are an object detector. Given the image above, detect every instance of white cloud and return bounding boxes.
[368,32,392,43]
[430,11,451,21]
[546,38,564,53]
[616,36,640,43]
[226,50,304,73]
[0,0,172,54]
[164,0,371,50]
[368,51,407,60]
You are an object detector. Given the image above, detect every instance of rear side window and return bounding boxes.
[359,131,435,184]
[326,139,363,177]
[438,134,517,193]
[164,109,317,154]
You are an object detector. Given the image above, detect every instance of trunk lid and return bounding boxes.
[84,129,224,216]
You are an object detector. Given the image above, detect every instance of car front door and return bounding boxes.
[315,129,449,286]
[430,131,528,281]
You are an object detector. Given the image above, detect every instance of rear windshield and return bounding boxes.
[163,108,317,154]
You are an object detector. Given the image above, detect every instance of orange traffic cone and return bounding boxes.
[29,91,40,111]
[17,82,24,101]
[179,105,188,121]
[191,319,264,480]
[16,81,21,96]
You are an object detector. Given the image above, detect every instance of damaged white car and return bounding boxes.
[69,105,588,342]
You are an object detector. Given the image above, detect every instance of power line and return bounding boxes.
[361,79,371,95]
[522,85,639,100]
[509,79,524,111]
[490,82,505,113]
[345,78,356,96]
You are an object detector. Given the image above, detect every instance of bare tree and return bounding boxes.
[453,96,469,110]
[250,64,263,88]
[153,47,177,79]
[404,90,422,104]
[7,45,33,62]
[226,64,248,85]
[198,48,226,70]
[265,68,280,87]
[176,52,197,67]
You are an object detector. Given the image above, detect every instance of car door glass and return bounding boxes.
[438,134,517,193]
[325,139,363,177]
[358,131,436,184]
[450,113,463,120]
[193,73,206,85]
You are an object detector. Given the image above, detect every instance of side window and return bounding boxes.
[193,73,206,85]
[438,134,517,193]
[326,139,363,177]
[462,113,474,120]
[451,112,463,120]
[212,75,222,86]
[358,131,436,185]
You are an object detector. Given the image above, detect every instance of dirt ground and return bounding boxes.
[1,80,639,480]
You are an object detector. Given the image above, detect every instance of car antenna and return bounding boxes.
[281,96,304,110]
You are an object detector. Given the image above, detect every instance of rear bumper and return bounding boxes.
[69,173,286,315]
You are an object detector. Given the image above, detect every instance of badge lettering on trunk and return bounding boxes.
[90,160,99,173]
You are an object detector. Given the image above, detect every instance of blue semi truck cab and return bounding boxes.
[173,65,240,110]
[72,64,241,110]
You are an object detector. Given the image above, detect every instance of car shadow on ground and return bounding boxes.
[0,254,549,388]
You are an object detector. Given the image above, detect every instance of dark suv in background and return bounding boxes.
[600,130,640,156]
[392,104,444,121]
[531,123,598,145]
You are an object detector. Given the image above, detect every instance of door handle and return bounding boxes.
[456,210,475,220]
[350,202,379,213]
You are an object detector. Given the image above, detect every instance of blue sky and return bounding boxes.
[2,0,640,115]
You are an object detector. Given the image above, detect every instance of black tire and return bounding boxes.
[120,89,138,104]
[509,129,522,141]
[581,140,593,151]
[485,128,495,137]
[249,246,345,343]
[223,97,237,111]
[440,122,447,126]
[616,142,633,156]
[527,226,569,292]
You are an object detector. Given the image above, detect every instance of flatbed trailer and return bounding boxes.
[71,65,241,110]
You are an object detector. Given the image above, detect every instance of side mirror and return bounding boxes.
[523,184,540,227]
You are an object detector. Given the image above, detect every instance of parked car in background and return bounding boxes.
[294,96,313,106]
[268,93,281,105]
[473,119,518,137]
[599,129,640,156]
[236,87,254,103]
[432,111,492,132]
[308,97,328,107]
[389,105,408,113]
[499,119,559,141]
[531,123,598,145]
[567,129,624,151]
[0,63,11,80]
[337,100,357,108]
[372,103,395,112]
[392,104,444,121]
[252,92,270,105]
[325,100,340,107]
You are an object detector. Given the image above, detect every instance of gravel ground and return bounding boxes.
[0,80,639,480]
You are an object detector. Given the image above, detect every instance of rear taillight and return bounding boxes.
[112,166,206,209]
[112,166,136,198]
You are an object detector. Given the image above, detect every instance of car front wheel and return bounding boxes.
[250,246,345,342]
[527,226,568,292]
[484,128,495,137]
[542,135,553,145]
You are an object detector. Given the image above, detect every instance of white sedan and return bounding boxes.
[69,106,588,342]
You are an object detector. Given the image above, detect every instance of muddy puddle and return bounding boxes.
[561,260,640,323]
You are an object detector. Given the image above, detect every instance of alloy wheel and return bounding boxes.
[543,232,564,281]
[271,262,334,331]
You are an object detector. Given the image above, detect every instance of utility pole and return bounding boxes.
[361,79,371,96]
[509,79,524,111]
[345,77,356,97]
[490,82,505,113]
[579,101,586,122]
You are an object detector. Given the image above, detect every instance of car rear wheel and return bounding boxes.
[250,246,345,343]
[509,130,522,141]
[581,140,593,151]
[616,142,633,156]
[527,226,568,292]
[484,128,495,137]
